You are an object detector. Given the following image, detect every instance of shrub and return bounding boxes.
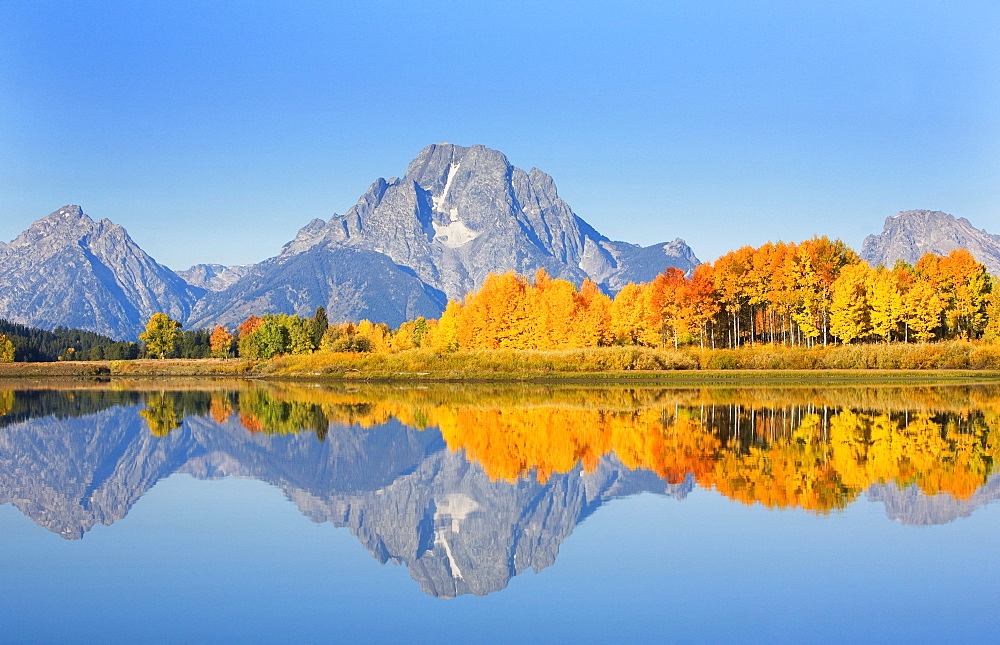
[705,351,739,370]
[969,346,1000,369]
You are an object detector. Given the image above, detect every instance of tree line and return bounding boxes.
[63,236,1000,363]
[0,319,139,362]
[0,316,218,363]
[427,238,997,350]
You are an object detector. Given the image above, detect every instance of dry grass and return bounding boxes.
[259,342,1000,381]
[3,341,1000,382]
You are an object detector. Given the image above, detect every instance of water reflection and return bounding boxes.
[1,382,999,597]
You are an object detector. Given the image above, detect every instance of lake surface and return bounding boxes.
[2,381,1000,643]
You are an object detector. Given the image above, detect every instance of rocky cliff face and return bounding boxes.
[861,210,1000,274]
[185,246,448,329]
[189,143,700,329]
[176,263,254,292]
[5,146,699,335]
[0,206,203,339]
[278,143,700,300]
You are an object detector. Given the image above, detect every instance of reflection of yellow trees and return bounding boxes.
[235,389,330,437]
[210,393,233,424]
[0,390,13,416]
[434,404,1000,512]
[129,381,1000,512]
[705,415,856,512]
[140,393,183,437]
[829,410,999,499]
[240,383,1000,513]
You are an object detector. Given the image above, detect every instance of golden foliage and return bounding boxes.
[196,382,1000,513]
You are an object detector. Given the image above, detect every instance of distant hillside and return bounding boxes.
[861,209,1000,274]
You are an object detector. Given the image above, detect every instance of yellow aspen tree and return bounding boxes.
[535,277,579,348]
[639,279,668,346]
[572,278,612,347]
[458,272,532,349]
[791,237,859,346]
[903,276,945,341]
[526,269,554,349]
[689,263,720,348]
[209,325,234,358]
[0,335,14,362]
[457,286,489,349]
[712,246,754,346]
[356,319,391,353]
[791,244,824,342]
[769,242,801,345]
[938,249,991,338]
[610,283,646,345]
[982,284,1000,344]
[139,313,182,359]
[829,263,871,343]
[650,267,705,348]
[430,301,461,351]
[746,242,784,342]
[915,253,950,336]
[493,272,533,348]
[866,266,903,342]
[391,321,417,352]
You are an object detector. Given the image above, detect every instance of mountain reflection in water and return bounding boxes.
[1,382,999,598]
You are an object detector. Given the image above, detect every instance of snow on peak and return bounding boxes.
[432,208,480,248]
[432,162,460,213]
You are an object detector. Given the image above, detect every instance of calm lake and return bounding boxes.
[2,381,1000,643]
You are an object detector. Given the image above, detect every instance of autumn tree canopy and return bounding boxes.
[198,240,995,359]
[139,313,182,359]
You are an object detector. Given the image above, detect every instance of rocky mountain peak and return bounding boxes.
[266,143,699,303]
[9,205,98,249]
[861,209,1000,275]
[4,145,701,335]
[0,205,202,339]
[279,217,330,257]
[177,263,255,292]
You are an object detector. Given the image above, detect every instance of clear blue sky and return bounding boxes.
[2,1,998,270]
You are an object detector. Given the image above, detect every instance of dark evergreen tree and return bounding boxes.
[310,306,328,347]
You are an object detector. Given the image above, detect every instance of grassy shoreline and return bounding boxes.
[2,342,1000,384]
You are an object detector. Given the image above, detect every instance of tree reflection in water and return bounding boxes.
[1,381,999,596]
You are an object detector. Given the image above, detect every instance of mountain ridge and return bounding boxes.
[270,143,701,300]
[0,205,203,340]
[1,144,701,337]
[861,209,1000,274]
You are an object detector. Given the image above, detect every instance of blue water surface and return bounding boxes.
[2,385,999,643]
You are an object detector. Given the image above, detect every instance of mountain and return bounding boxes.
[281,143,700,297]
[861,210,1000,274]
[6,145,698,336]
[186,247,447,330]
[0,206,202,339]
[176,263,254,292]
[189,143,699,328]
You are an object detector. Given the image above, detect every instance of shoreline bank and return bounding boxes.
[1,357,999,385]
